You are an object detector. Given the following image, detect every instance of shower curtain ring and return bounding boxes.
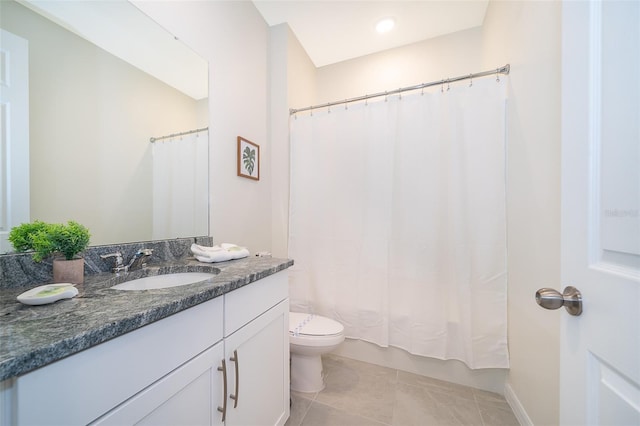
[310,106,313,116]
[345,99,348,110]
[385,91,388,102]
[496,68,500,82]
[441,80,445,93]
[399,88,402,100]
[447,79,450,91]
[421,85,425,96]
[469,74,473,87]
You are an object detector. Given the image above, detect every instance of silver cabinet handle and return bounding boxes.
[230,349,239,408]
[535,286,583,316]
[217,358,227,422]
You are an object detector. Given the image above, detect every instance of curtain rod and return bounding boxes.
[150,126,209,143]
[289,64,510,115]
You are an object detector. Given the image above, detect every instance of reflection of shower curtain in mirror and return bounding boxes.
[152,130,208,240]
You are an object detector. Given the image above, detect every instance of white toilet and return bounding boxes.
[289,312,345,393]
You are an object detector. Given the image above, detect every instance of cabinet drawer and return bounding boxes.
[14,296,223,426]
[224,272,287,337]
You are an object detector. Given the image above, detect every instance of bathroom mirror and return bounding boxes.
[0,0,209,251]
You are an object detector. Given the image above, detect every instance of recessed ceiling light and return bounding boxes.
[375,18,395,34]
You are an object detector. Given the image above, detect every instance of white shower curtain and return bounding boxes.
[288,77,509,369]
[152,130,208,240]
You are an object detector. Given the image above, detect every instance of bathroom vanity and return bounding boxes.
[0,243,292,426]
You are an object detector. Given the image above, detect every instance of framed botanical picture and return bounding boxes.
[237,136,260,180]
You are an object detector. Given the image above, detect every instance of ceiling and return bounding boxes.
[253,0,489,68]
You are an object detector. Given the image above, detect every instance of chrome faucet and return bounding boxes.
[101,249,153,273]
[126,248,153,271]
[100,252,125,273]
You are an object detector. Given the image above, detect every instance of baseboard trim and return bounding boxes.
[504,383,533,426]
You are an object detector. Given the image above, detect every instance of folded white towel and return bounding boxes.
[194,253,232,263]
[191,243,225,257]
[190,243,249,263]
[221,243,250,259]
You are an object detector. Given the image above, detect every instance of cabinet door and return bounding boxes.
[93,342,225,426]
[225,299,289,426]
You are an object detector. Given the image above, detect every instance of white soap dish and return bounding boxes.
[17,283,78,306]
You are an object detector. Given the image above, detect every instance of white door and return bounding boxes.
[0,29,30,253]
[559,1,640,425]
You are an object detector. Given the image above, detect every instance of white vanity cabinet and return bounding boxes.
[2,270,289,426]
[10,296,225,426]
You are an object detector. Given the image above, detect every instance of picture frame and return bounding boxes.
[237,136,260,180]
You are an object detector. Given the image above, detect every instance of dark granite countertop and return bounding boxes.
[0,256,293,381]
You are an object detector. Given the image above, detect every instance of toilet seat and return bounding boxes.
[289,312,344,347]
[289,312,344,336]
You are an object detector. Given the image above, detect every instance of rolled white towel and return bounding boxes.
[190,243,249,263]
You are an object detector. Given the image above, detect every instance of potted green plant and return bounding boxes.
[7,220,49,253]
[9,220,91,284]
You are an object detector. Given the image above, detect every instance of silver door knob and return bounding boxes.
[535,286,583,316]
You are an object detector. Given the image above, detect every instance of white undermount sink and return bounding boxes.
[111,272,217,291]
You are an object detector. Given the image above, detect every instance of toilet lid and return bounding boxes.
[289,312,344,337]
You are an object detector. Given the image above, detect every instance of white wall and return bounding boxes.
[269,24,316,258]
[133,0,272,253]
[482,1,562,425]
[315,26,483,104]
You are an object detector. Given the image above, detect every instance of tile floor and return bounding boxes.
[286,354,520,426]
